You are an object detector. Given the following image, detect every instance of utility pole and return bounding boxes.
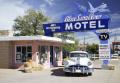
[114,31,117,54]
[83,35,86,51]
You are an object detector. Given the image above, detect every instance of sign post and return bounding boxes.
[94,29,111,69]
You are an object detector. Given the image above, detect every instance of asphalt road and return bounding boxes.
[0,60,120,83]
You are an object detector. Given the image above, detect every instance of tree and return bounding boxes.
[86,44,99,54]
[62,39,79,58]
[13,9,49,36]
[63,39,79,52]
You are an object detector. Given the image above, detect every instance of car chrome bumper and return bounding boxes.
[63,66,94,73]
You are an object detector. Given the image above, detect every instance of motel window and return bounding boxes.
[16,45,32,63]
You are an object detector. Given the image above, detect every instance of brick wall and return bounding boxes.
[0,41,11,68]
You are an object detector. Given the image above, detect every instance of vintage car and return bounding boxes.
[63,51,94,76]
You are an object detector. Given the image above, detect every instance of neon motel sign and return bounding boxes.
[43,15,109,35]
[65,20,107,30]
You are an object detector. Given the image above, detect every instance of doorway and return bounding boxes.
[50,46,53,66]
[38,46,48,65]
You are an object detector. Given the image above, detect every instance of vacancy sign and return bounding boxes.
[99,44,110,60]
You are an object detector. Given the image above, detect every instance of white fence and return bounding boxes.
[90,54,119,61]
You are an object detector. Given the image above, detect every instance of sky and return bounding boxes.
[0,0,120,44]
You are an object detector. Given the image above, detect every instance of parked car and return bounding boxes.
[111,54,119,59]
[63,51,94,76]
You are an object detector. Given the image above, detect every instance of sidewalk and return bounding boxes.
[108,60,120,83]
[0,60,120,83]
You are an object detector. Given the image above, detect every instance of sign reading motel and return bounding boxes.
[43,15,109,36]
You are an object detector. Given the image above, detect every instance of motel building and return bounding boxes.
[0,35,74,69]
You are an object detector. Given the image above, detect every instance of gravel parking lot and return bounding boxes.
[0,60,120,83]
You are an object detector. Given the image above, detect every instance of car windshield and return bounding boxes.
[70,53,88,57]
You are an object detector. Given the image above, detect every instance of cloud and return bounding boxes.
[45,0,54,6]
[111,13,120,21]
[75,3,88,13]
[0,0,31,30]
[39,4,47,14]
[110,13,120,28]
[110,29,120,43]
[75,31,99,44]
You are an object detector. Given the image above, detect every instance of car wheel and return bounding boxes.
[88,73,92,76]
[65,72,70,76]
[83,73,88,76]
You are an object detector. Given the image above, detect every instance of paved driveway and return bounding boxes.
[0,60,120,83]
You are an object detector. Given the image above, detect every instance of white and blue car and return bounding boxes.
[63,51,94,76]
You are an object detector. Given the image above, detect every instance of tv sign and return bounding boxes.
[99,33,109,40]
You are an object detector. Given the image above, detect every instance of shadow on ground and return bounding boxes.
[94,67,102,70]
[51,67,89,77]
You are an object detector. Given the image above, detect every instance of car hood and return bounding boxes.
[66,57,90,66]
